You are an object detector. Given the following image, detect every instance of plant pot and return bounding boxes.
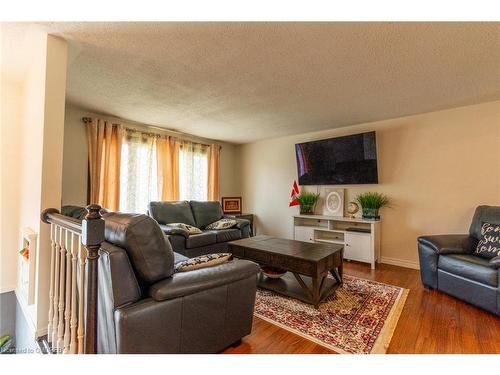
[299,204,315,215]
[362,207,380,220]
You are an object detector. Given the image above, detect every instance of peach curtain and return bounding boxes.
[85,118,123,211]
[157,136,180,201]
[207,144,221,201]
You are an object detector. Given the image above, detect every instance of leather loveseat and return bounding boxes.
[95,212,260,353]
[148,200,251,258]
[417,205,500,316]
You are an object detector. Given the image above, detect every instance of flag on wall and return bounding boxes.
[289,180,300,207]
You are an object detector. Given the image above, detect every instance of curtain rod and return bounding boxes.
[80,116,220,148]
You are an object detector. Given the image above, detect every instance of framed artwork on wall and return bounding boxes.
[221,197,242,214]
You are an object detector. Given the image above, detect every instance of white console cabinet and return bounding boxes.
[293,215,380,269]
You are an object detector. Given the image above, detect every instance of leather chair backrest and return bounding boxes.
[103,212,175,284]
[148,201,197,227]
[469,205,500,240]
[189,200,224,228]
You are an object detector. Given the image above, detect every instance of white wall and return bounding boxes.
[0,27,67,338]
[239,101,500,268]
[61,103,242,207]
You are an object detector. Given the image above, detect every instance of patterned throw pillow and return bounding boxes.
[205,218,237,230]
[168,223,202,235]
[474,222,500,259]
[175,253,232,272]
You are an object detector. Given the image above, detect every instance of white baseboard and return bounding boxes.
[380,256,420,270]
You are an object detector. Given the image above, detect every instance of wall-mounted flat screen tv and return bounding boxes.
[295,131,378,185]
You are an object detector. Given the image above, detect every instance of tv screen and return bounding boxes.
[295,131,378,185]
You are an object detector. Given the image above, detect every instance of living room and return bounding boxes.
[0,1,499,373]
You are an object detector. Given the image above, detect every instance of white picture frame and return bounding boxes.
[322,188,345,217]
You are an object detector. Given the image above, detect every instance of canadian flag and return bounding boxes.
[288,180,300,207]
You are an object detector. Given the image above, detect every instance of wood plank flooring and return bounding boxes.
[223,261,500,354]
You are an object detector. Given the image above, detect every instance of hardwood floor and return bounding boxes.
[223,261,500,354]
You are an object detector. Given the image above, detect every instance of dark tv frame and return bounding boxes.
[295,131,379,185]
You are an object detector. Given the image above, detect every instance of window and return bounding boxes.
[178,141,208,201]
[119,134,209,212]
[119,132,158,213]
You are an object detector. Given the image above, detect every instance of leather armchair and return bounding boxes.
[98,212,260,353]
[417,205,500,316]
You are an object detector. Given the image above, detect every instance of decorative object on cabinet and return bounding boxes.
[346,202,360,218]
[322,188,344,217]
[293,214,380,269]
[296,191,320,214]
[221,196,242,214]
[354,192,390,220]
[18,227,37,305]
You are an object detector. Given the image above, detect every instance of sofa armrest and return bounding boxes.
[417,234,474,255]
[159,224,189,238]
[223,215,250,230]
[489,256,500,269]
[148,259,259,301]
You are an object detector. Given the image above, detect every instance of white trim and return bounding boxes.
[14,288,38,340]
[380,256,420,270]
[0,285,16,294]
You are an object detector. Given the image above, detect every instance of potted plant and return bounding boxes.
[355,192,390,220]
[296,191,320,215]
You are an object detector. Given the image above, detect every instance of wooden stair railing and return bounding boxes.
[41,204,105,354]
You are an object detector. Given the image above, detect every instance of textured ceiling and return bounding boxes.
[39,22,500,143]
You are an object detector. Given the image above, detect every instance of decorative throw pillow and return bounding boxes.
[205,218,238,230]
[474,222,500,259]
[175,253,232,272]
[168,223,202,235]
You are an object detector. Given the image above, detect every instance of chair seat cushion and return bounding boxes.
[185,232,217,249]
[208,229,241,243]
[438,254,498,287]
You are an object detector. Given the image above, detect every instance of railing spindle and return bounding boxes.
[52,227,61,347]
[69,233,79,354]
[47,224,55,344]
[56,228,66,353]
[63,230,72,353]
[77,241,86,354]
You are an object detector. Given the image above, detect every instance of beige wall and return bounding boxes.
[239,101,500,268]
[62,104,242,207]
[0,27,67,336]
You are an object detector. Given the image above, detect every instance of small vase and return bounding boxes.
[362,207,380,220]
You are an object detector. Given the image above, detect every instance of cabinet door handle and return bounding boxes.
[345,243,350,246]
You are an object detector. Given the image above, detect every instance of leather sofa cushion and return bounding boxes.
[149,259,260,301]
[168,234,186,252]
[148,201,197,227]
[104,212,175,284]
[186,232,217,249]
[469,205,500,241]
[438,254,498,287]
[174,252,189,264]
[208,229,241,243]
[189,201,224,228]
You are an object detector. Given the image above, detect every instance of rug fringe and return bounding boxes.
[370,288,410,354]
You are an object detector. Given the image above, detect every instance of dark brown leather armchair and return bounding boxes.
[97,212,260,353]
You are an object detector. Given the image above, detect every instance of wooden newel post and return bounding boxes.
[81,204,105,354]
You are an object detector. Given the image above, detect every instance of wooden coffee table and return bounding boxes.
[228,235,343,308]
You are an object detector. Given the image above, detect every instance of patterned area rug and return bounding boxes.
[254,274,409,354]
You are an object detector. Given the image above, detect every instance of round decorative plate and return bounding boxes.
[325,191,342,214]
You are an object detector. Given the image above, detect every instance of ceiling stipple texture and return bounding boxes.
[41,22,500,143]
